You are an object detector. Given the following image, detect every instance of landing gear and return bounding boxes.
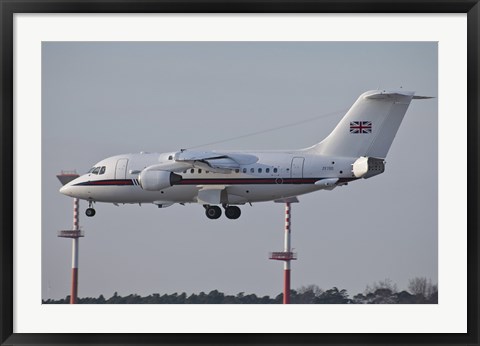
[225,206,241,220]
[86,201,96,217]
[205,205,222,219]
[204,204,242,220]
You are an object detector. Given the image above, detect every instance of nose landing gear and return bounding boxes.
[86,201,96,217]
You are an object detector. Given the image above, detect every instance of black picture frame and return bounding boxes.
[1,1,478,345]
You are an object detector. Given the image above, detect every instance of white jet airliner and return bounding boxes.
[60,90,431,220]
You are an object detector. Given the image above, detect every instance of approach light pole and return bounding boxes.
[269,199,298,304]
[57,171,84,304]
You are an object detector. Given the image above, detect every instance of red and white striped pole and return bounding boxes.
[70,197,79,304]
[283,202,291,304]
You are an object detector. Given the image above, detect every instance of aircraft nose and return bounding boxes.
[59,183,73,196]
[57,172,81,197]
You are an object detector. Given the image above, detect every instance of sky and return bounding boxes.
[42,42,437,301]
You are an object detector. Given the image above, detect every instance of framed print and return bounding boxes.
[1,1,479,345]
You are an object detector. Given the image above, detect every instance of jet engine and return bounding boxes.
[351,156,385,179]
[138,170,182,191]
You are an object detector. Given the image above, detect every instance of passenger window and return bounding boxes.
[273,168,278,173]
[243,168,247,173]
[235,169,240,173]
[99,166,106,175]
[258,168,262,173]
[250,168,254,173]
[190,169,194,174]
[198,169,202,174]
[168,155,173,160]
[266,168,270,173]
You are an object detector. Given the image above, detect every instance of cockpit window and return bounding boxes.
[88,166,106,175]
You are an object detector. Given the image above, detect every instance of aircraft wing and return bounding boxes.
[138,150,259,175]
[136,161,192,173]
[173,150,259,173]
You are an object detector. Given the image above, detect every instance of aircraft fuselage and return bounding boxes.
[61,151,358,205]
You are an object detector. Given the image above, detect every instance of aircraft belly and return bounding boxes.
[86,182,321,204]
[224,184,319,203]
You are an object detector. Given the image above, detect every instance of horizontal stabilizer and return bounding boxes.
[365,91,434,100]
[365,91,414,100]
[412,95,434,99]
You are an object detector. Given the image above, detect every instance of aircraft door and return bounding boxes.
[115,159,129,179]
[291,157,304,178]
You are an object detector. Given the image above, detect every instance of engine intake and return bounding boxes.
[352,156,385,179]
[138,170,182,191]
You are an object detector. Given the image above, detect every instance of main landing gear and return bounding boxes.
[86,201,96,217]
[225,205,241,219]
[204,204,242,220]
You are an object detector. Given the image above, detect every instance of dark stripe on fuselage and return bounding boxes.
[74,179,134,186]
[73,177,356,187]
[177,178,319,185]
[178,177,356,185]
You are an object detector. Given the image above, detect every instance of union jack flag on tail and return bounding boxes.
[350,121,372,134]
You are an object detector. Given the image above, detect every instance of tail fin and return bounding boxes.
[307,90,425,158]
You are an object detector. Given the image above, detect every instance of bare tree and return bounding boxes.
[364,278,398,295]
[297,284,323,297]
[408,277,437,298]
[408,277,427,296]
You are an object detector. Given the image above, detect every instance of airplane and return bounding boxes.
[59,90,432,220]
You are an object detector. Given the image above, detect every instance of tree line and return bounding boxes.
[43,277,437,304]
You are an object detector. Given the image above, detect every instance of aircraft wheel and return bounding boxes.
[205,206,222,219]
[85,208,96,217]
[225,206,241,219]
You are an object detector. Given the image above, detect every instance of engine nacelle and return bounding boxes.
[352,156,385,179]
[138,170,182,191]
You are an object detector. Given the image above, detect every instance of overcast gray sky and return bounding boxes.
[42,42,437,301]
